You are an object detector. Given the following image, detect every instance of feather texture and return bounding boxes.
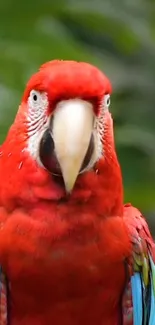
[148,255,155,325]
[0,267,8,325]
[123,204,155,325]
[131,273,142,325]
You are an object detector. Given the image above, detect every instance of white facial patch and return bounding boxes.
[93,94,111,161]
[27,90,49,161]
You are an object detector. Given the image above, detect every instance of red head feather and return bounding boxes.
[0,60,122,216]
[22,60,112,116]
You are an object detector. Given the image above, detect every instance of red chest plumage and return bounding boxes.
[0,203,131,325]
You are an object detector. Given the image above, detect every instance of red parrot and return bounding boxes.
[0,60,154,325]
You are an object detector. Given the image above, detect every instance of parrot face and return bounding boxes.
[0,59,122,210]
[17,60,112,193]
[27,95,110,193]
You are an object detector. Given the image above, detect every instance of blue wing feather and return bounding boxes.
[131,273,143,325]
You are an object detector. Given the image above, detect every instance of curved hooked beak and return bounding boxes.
[52,99,94,193]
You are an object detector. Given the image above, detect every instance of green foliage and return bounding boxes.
[0,0,155,215]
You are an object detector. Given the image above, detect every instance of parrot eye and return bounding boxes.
[28,90,48,121]
[104,94,110,108]
[30,90,41,104]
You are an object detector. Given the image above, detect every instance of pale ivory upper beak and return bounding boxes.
[52,99,94,192]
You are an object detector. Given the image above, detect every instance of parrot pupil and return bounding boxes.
[33,94,37,101]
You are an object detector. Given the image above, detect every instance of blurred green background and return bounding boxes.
[0,0,155,231]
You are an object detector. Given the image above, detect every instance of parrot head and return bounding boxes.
[0,60,122,210]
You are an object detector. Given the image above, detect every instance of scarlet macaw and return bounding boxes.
[0,60,154,325]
